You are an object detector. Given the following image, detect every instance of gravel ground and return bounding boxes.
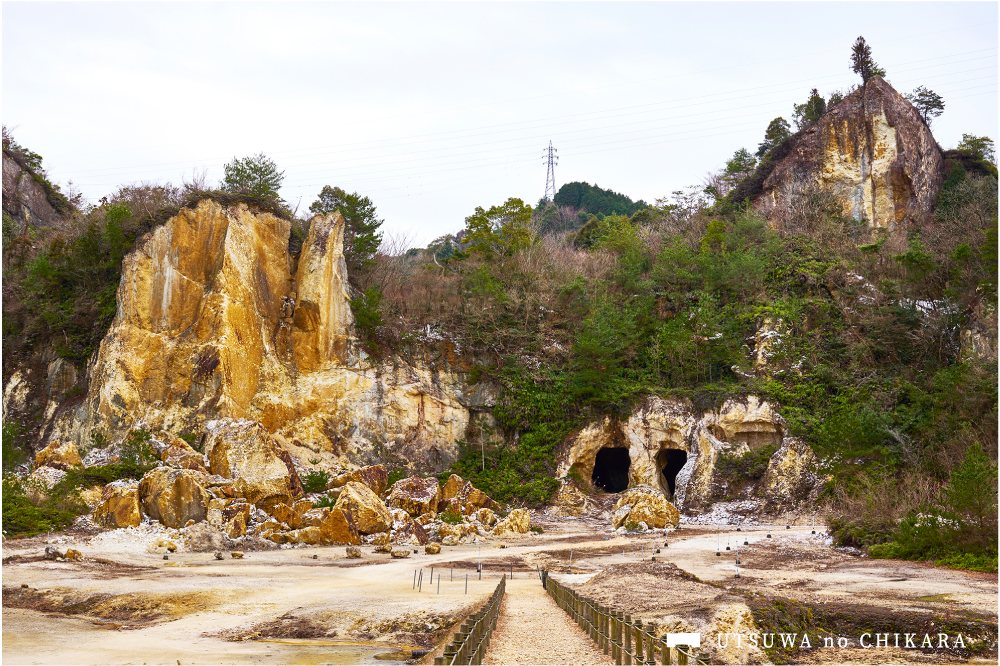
[483,579,613,665]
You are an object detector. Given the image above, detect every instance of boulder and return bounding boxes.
[491,508,531,538]
[390,549,411,559]
[451,481,496,515]
[139,467,212,528]
[390,514,429,546]
[79,486,105,509]
[551,482,589,517]
[474,508,498,527]
[204,420,303,511]
[35,441,83,470]
[611,486,679,530]
[387,476,442,518]
[333,481,391,534]
[270,503,301,529]
[299,508,326,528]
[64,548,83,561]
[251,520,282,540]
[438,523,468,540]
[374,543,393,553]
[319,507,361,545]
[345,546,363,559]
[441,474,465,501]
[327,471,353,490]
[224,512,247,539]
[161,435,208,472]
[44,546,63,560]
[92,482,142,528]
[442,535,460,547]
[424,543,441,554]
[297,526,321,545]
[759,438,818,512]
[292,498,314,515]
[182,522,227,552]
[364,532,390,546]
[416,512,437,526]
[268,531,292,544]
[348,465,388,496]
[223,501,252,524]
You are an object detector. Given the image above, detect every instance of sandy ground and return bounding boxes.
[3,516,997,665]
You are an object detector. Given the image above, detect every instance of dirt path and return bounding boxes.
[484,579,612,665]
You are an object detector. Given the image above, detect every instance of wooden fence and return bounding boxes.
[434,574,506,665]
[544,574,711,665]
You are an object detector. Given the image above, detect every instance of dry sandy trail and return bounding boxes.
[483,578,613,665]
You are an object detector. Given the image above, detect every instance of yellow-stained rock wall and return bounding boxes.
[63,199,483,474]
[755,77,943,230]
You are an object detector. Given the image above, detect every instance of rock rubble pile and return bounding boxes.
[40,421,533,550]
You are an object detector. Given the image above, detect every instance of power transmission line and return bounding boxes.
[543,141,558,202]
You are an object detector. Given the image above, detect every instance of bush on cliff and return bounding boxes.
[2,475,88,538]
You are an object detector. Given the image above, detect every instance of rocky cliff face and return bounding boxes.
[2,150,65,231]
[557,395,794,513]
[21,199,492,475]
[755,77,943,230]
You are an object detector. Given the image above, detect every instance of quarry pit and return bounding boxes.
[3,504,996,666]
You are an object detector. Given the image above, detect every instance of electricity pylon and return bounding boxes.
[542,141,558,202]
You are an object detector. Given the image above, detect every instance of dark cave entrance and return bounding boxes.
[657,449,688,498]
[591,447,631,493]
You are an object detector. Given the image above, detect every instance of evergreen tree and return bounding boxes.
[793,89,827,130]
[851,36,884,84]
[463,198,533,258]
[905,86,945,125]
[221,153,284,200]
[756,117,792,157]
[309,186,384,275]
[944,443,998,553]
[956,134,996,166]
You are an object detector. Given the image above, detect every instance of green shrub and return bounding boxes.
[312,494,337,509]
[349,287,384,353]
[67,429,158,486]
[440,509,464,525]
[714,445,778,499]
[302,469,331,494]
[854,444,997,572]
[2,474,88,539]
[387,467,407,489]
[2,420,29,472]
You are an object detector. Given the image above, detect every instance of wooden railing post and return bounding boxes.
[587,599,597,642]
[623,613,632,666]
[677,645,688,666]
[660,636,671,666]
[644,622,656,665]
[633,621,644,665]
[614,611,623,665]
[601,605,609,655]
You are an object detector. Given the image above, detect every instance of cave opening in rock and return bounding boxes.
[591,447,631,493]
[658,449,688,498]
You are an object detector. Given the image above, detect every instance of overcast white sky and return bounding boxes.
[4,2,997,248]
